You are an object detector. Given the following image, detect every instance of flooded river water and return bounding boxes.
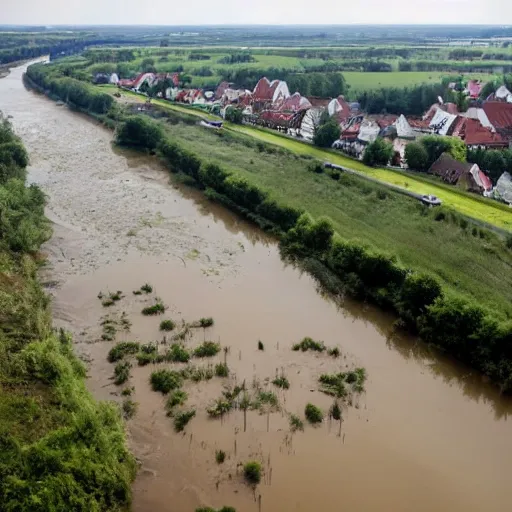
[2,61,512,512]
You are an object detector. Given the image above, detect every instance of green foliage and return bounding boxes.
[272,375,290,389]
[116,116,164,150]
[327,347,340,358]
[215,449,226,464]
[173,410,196,432]
[114,361,131,385]
[150,369,183,394]
[122,398,138,419]
[215,362,229,377]
[420,135,467,168]
[258,340,264,351]
[166,390,188,414]
[140,283,153,293]
[165,344,191,363]
[207,398,233,417]
[330,401,342,421]
[255,390,279,409]
[142,302,166,315]
[160,319,176,331]
[292,336,326,352]
[313,118,341,148]
[194,341,221,358]
[305,403,323,424]
[224,106,244,124]
[289,414,304,432]
[243,461,262,484]
[319,368,367,396]
[107,341,140,362]
[363,138,394,167]
[405,142,429,171]
[199,317,214,328]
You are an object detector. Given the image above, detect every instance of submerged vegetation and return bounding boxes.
[243,461,262,484]
[173,409,196,432]
[194,341,221,358]
[160,319,176,331]
[305,403,324,424]
[0,113,135,509]
[292,337,326,352]
[141,301,166,315]
[150,369,183,393]
[107,341,140,362]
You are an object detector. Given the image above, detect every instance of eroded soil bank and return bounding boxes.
[1,62,512,512]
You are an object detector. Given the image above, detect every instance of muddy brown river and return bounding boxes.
[2,61,512,512]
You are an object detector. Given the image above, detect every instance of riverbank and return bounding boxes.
[6,59,512,512]
[0,111,135,509]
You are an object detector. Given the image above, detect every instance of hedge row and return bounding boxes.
[25,63,114,115]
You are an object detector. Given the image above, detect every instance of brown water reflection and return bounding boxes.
[2,61,512,512]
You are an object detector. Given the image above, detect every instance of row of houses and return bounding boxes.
[113,71,512,203]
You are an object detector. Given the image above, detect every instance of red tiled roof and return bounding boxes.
[277,92,312,112]
[463,118,508,147]
[482,101,512,131]
[253,77,274,101]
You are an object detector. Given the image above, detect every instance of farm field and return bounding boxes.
[343,71,493,91]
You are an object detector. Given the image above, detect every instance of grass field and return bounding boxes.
[343,71,493,91]
[99,85,512,232]
[156,119,512,317]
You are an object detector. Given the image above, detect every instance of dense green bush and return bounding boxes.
[363,138,394,167]
[243,461,262,484]
[150,369,183,393]
[313,118,341,148]
[305,403,323,424]
[116,116,164,150]
[404,142,429,171]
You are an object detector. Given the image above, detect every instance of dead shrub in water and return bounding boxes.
[140,283,153,293]
[215,450,226,464]
[257,340,264,351]
[122,398,138,419]
[207,398,232,418]
[292,337,325,352]
[329,401,342,421]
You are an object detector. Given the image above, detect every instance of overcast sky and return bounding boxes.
[2,0,511,26]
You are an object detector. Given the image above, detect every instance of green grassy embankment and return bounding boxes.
[98,85,512,233]
[0,112,135,510]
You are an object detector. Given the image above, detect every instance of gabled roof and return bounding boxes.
[495,85,512,103]
[482,101,512,131]
[277,92,311,112]
[463,118,508,147]
[328,96,351,122]
[395,115,415,138]
[467,80,482,99]
[429,153,475,185]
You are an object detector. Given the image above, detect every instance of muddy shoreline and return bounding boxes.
[2,61,512,512]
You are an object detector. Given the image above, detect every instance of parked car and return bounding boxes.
[421,194,442,206]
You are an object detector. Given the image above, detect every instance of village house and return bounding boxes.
[429,153,492,194]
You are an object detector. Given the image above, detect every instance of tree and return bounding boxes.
[313,118,341,148]
[482,150,506,184]
[224,106,243,124]
[363,138,394,167]
[404,142,429,171]
[140,58,156,73]
[115,117,164,150]
[420,135,466,168]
